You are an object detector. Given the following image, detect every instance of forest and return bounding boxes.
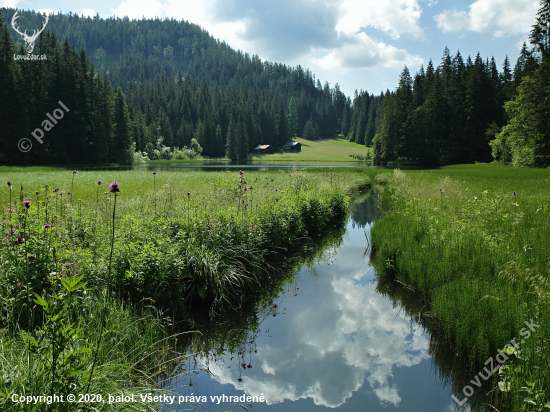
[1,4,549,167]
[371,1,550,167]
[0,8,350,164]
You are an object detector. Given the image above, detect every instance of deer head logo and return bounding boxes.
[11,11,49,54]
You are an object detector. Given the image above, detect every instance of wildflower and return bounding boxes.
[43,224,51,229]
[103,191,108,195]
[209,219,215,222]
[239,170,244,175]
[27,254,36,259]
[440,188,444,193]
[512,191,517,196]
[67,191,71,195]
[231,214,234,218]
[53,188,59,193]
[248,186,253,190]
[153,171,157,175]
[97,180,102,185]
[22,200,31,208]
[7,181,11,187]
[72,170,77,175]
[109,182,120,193]
[271,179,274,182]
[251,225,255,229]
[15,237,25,244]
[35,191,40,196]
[44,185,48,189]
[187,192,190,196]
[275,198,279,202]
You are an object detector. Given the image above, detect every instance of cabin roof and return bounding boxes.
[253,145,273,150]
[282,141,300,147]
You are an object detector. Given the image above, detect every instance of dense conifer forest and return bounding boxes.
[1,2,549,166]
[371,1,550,167]
[0,8,351,164]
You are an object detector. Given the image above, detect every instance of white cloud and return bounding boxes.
[199,240,431,408]
[80,9,97,18]
[309,32,423,71]
[435,0,539,37]
[336,0,424,39]
[435,10,469,32]
[112,0,166,20]
[0,0,18,8]
[110,0,423,71]
[36,8,56,16]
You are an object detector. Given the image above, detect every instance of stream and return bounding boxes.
[165,191,470,411]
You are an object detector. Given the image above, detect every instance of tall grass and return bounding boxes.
[0,166,374,410]
[370,164,550,411]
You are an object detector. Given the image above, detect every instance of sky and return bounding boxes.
[1,0,540,97]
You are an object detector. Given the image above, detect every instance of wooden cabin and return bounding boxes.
[253,145,275,154]
[282,141,301,152]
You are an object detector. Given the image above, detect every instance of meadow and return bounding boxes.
[0,166,375,411]
[370,164,550,411]
[249,137,371,162]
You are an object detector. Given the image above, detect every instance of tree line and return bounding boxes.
[0,8,356,164]
[371,0,550,167]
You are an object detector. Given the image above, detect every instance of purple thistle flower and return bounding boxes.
[187,192,190,196]
[153,171,157,175]
[271,179,274,182]
[67,191,71,195]
[109,182,120,193]
[97,180,102,185]
[54,188,59,193]
[251,225,255,229]
[440,188,443,193]
[27,254,36,259]
[248,186,253,190]
[15,237,25,244]
[73,170,77,174]
[43,224,51,229]
[7,181,11,187]
[512,191,517,196]
[35,192,40,196]
[22,200,31,208]
[244,188,248,192]
[239,170,244,175]
[231,214,234,218]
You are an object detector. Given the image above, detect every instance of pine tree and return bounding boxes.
[225,116,238,161]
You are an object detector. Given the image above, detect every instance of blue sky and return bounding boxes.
[1,0,540,97]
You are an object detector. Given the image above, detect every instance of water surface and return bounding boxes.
[168,192,461,411]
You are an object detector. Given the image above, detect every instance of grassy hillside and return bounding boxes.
[250,137,371,162]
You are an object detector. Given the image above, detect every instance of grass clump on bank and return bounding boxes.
[0,166,373,410]
[370,164,550,411]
